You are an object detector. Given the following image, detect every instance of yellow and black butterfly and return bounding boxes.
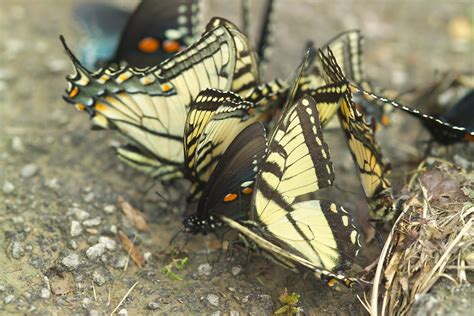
[62,17,260,182]
[183,92,361,287]
[318,48,395,222]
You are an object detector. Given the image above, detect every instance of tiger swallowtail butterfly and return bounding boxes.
[62,17,260,182]
[318,48,396,222]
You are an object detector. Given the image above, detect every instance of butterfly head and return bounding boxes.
[183,214,222,235]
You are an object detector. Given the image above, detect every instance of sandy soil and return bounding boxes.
[0,0,472,314]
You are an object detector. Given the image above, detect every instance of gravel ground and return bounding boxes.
[0,0,472,314]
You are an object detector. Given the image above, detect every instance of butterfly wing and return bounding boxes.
[250,95,361,284]
[319,48,395,221]
[73,3,131,69]
[114,0,200,67]
[184,122,267,234]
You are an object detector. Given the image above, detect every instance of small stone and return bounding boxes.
[40,287,50,299]
[12,216,24,224]
[113,256,128,269]
[70,221,83,237]
[62,254,80,269]
[69,240,78,250]
[86,243,105,259]
[84,192,95,203]
[148,302,160,310]
[4,294,15,304]
[144,252,152,263]
[117,308,128,315]
[0,284,5,292]
[70,208,90,221]
[228,287,235,292]
[103,205,116,214]
[46,178,60,191]
[242,295,249,303]
[198,263,212,276]
[110,225,118,234]
[20,164,38,178]
[11,136,25,153]
[86,228,99,235]
[2,181,15,194]
[230,311,239,316]
[207,294,219,307]
[231,266,242,276]
[88,310,100,316]
[82,297,92,307]
[99,236,117,250]
[92,270,106,286]
[83,217,101,227]
[11,241,25,259]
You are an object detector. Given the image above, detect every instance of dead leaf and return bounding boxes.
[118,231,145,268]
[118,196,149,231]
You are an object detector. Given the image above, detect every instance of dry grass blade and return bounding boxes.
[110,281,138,315]
[365,162,473,316]
[118,196,150,231]
[118,231,145,268]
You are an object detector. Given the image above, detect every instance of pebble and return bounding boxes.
[62,254,80,269]
[83,217,101,227]
[2,181,15,194]
[11,136,25,153]
[86,243,105,259]
[20,164,38,178]
[242,295,250,303]
[88,310,100,316]
[99,236,117,251]
[12,216,24,224]
[118,308,128,315]
[83,192,95,203]
[230,311,239,316]
[40,287,50,299]
[70,208,90,221]
[45,178,60,191]
[0,284,5,292]
[198,263,212,276]
[82,297,92,307]
[207,294,219,307]
[70,221,83,237]
[231,266,242,276]
[103,205,116,214]
[148,302,160,310]
[92,270,106,286]
[69,240,78,250]
[144,252,152,263]
[11,241,25,259]
[109,225,118,234]
[4,294,15,304]
[113,256,128,269]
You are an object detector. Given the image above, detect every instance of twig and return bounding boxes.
[110,281,138,315]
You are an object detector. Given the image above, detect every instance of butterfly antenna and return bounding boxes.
[161,227,187,255]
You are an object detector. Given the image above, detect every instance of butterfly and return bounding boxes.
[351,86,474,145]
[74,0,200,69]
[184,94,361,287]
[318,48,396,222]
[62,17,260,182]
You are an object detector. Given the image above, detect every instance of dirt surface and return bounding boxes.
[0,0,472,314]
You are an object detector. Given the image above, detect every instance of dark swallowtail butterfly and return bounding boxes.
[184,94,361,287]
[74,0,200,69]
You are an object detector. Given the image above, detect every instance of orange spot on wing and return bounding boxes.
[138,37,160,53]
[223,193,238,202]
[163,40,181,53]
[75,103,85,111]
[242,187,253,195]
[69,86,79,98]
[327,278,337,287]
[464,133,474,142]
[162,83,172,92]
[95,103,108,112]
[381,115,391,126]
